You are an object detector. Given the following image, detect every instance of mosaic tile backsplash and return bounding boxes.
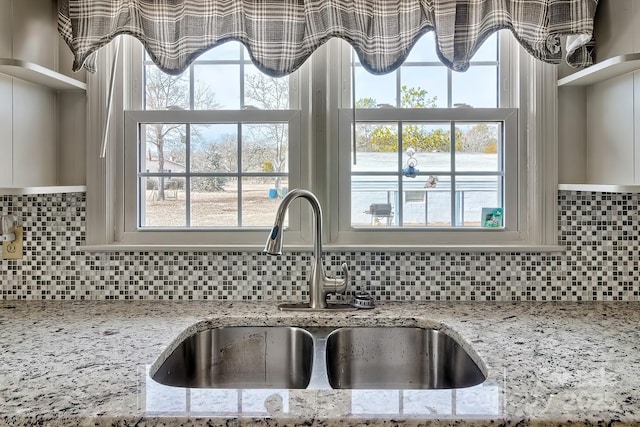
[0,191,638,301]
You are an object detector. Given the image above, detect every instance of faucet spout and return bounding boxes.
[264,189,349,310]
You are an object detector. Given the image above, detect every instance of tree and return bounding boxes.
[368,125,463,153]
[400,85,437,108]
[359,85,446,153]
[144,67,219,200]
[190,148,227,192]
[459,123,499,154]
[244,72,289,189]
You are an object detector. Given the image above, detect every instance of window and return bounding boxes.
[115,41,307,246]
[87,31,558,250]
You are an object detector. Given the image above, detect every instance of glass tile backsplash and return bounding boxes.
[0,191,638,301]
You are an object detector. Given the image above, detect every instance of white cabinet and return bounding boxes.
[557,0,640,193]
[0,0,86,195]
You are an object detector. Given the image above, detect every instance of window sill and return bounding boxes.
[79,243,565,253]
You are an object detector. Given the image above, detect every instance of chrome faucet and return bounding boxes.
[264,189,350,310]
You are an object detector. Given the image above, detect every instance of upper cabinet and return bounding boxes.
[557,0,640,192]
[0,0,86,194]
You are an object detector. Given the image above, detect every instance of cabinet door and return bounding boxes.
[12,0,57,68]
[12,81,56,186]
[0,75,12,186]
[586,74,635,184]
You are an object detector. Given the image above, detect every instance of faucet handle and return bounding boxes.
[338,262,349,294]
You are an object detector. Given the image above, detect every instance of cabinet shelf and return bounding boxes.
[0,186,86,196]
[558,53,640,87]
[558,184,640,193]
[0,58,86,91]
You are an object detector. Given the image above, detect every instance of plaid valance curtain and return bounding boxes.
[58,0,598,76]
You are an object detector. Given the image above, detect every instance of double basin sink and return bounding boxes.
[152,326,486,390]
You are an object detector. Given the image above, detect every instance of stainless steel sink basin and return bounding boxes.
[325,327,486,389]
[152,326,314,389]
[151,325,485,391]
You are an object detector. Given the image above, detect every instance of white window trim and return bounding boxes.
[83,34,561,252]
[121,109,302,246]
[334,107,519,247]
[84,36,313,250]
[319,34,560,251]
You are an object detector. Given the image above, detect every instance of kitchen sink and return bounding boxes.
[325,327,486,389]
[152,326,314,389]
[151,325,485,390]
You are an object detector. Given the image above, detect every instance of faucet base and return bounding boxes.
[278,302,356,312]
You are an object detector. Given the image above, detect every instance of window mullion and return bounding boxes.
[237,123,243,227]
[185,123,192,227]
[397,121,404,226]
[450,121,457,226]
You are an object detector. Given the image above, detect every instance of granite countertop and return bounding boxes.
[1,300,639,426]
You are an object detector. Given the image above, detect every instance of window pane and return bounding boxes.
[401,67,448,108]
[405,32,440,63]
[456,122,502,172]
[197,41,243,60]
[242,124,289,173]
[452,66,498,108]
[352,175,398,227]
[404,175,451,227]
[141,176,186,227]
[242,177,289,227]
[353,122,399,172]
[402,122,453,154]
[190,179,238,227]
[145,67,190,110]
[191,124,238,173]
[471,32,498,62]
[355,68,396,107]
[191,176,238,227]
[456,176,502,227]
[193,64,240,109]
[140,124,187,173]
[244,66,290,109]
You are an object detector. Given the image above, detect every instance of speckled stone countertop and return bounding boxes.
[1,301,639,426]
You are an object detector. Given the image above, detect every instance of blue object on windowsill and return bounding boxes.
[403,166,419,178]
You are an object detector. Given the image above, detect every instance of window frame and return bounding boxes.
[122,109,302,245]
[321,33,559,250]
[335,107,519,246]
[83,33,560,251]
